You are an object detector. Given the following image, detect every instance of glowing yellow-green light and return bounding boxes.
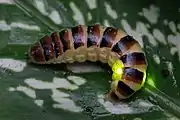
[146,76,156,88]
[112,60,124,81]
[112,72,122,80]
[140,71,147,88]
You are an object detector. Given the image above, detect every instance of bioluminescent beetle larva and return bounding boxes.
[28,24,147,100]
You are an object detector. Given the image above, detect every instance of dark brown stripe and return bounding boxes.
[87,24,101,47]
[40,35,55,61]
[122,67,144,84]
[116,81,134,96]
[30,42,45,62]
[100,27,118,48]
[112,35,137,55]
[51,32,63,58]
[72,25,85,49]
[120,52,146,65]
[59,29,71,52]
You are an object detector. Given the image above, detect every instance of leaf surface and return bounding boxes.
[0,0,180,119]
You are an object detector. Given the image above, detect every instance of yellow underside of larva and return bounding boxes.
[42,46,113,64]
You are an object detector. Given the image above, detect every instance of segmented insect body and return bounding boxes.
[28,24,147,100]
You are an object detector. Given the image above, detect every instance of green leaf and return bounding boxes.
[0,0,180,120]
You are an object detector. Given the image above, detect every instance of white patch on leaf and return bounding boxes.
[8,87,16,92]
[170,47,178,55]
[0,20,40,31]
[140,4,160,24]
[146,24,150,28]
[16,86,36,99]
[123,12,128,17]
[153,54,160,64]
[34,99,44,107]
[0,0,14,4]
[98,99,133,114]
[85,0,97,9]
[52,89,70,98]
[104,2,118,19]
[103,19,111,27]
[168,21,177,34]
[34,0,62,25]
[49,10,62,24]
[166,61,177,87]
[0,20,11,31]
[167,35,178,45]
[34,0,48,15]
[87,12,92,21]
[67,76,86,86]
[166,61,173,73]
[9,86,36,99]
[164,19,168,25]
[0,58,26,72]
[11,22,40,31]
[137,22,157,46]
[51,88,82,112]
[24,77,79,90]
[153,28,167,44]
[138,12,143,16]
[167,35,180,61]
[69,2,85,24]
[138,100,154,107]
[53,98,82,112]
[97,94,155,114]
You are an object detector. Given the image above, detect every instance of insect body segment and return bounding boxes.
[40,35,55,61]
[87,24,101,47]
[28,24,147,100]
[51,32,63,57]
[29,42,45,62]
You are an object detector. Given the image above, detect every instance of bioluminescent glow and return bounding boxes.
[112,60,124,81]
[140,71,147,88]
[112,72,122,81]
[146,75,156,88]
